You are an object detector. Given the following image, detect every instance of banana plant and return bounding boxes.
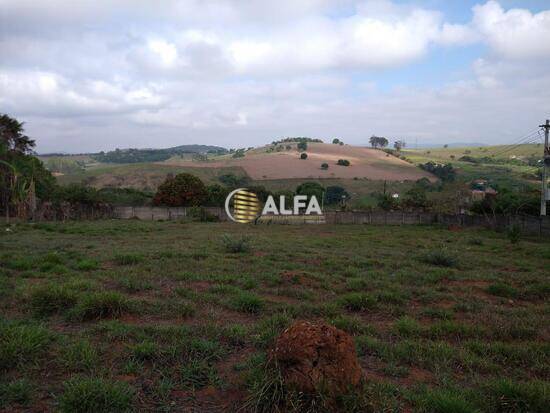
[0,159,32,221]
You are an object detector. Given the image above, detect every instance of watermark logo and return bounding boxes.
[225,188,323,223]
[225,188,262,223]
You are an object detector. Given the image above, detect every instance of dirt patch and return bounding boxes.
[273,321,363,396]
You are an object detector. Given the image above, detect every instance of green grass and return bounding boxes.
[0,220,548,411]
[69,291,130,321]
[58,377,134,413]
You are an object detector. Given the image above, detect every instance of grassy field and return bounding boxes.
[402,144,542,189]
[1,220,548,412]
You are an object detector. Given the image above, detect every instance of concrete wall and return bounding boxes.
[112,206,550,235]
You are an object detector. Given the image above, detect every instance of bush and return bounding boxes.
[0,322,53,369]
[321,163,329,170]
[153,173,207,207]
[113,253,144,266]
[0,379,32,408]
[338,293,377,311]
[296,182,324,201]
[297,142,308,151]
[222,234,252,253]
[483,379,549,413]
[486,283,518,298]
[507,224,521,244]
[420,249,458,268]
[188,206,219,222]
[230,291,265,313]
[58,377,134,413]
[29,284,78,316]
[337,159,350,166]
[325,186,349,205]
[70,292,129,321]
[300,153,308,160]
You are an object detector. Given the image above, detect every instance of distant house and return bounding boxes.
[469,179,497,201]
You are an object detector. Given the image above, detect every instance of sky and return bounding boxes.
[1,0,550,153]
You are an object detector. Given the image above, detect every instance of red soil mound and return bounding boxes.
[273,321,363,396]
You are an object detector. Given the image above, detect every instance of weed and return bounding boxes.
[338,292,377,311]
[58,377,134,413]
[61,339,99,372]
[230,291,265,313]
[75,259,100,271]
[113,253,144,266]
[486,283,518,298]
[70,291,129,321]
[0,322,53,369]
[420,249,459,268]
[222,234,252,253]
[29,284,77,316]
[483,379,549,413]
[0,379,32,407]
[180,359,219,389]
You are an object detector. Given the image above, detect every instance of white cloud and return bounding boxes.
[473,0,550,59]
[1,1,550,152]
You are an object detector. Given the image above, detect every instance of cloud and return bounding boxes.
[473,0,550,59]
[1,1,550,152]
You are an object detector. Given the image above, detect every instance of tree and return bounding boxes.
[296,182,324,202]
[321,163,329,170]
[332,138,340,144]
[369,136,389,148]
[325,186,349,205]
[153,173,207,206]
[394,140,406,151]
[1,114,53,220]
[297,142,308,152]
[300,153,308,160]
[205,184,229,206]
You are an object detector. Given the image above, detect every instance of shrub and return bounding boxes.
[300,153,308,160]
[29,284,77,316]
[486,283,518,298]
[0,379,32,408]
[296,182,324,201]
[507,224,521,244]
[421,389,480,413]
[75,259,99,271]
[221,234,251,253]
[420,249,458,268]
[0,322,53,369]
[58,377,134,413]
[321,163,329,170]
[188,206,218,222]
[153,173,207,207]
[338,293,377,311]
[61,339,99,371]
[325,186,349,205]
[230,291,265,314]
[483,379,549,413]
[113,253,143,266]
[130,340,158,361]
[70,292,129,321]
[297,142,308,151]
[337,159,350,166]
[180,359,219,389]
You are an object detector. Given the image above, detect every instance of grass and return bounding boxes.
[69,291,130,321]
[58,377,134,413]
[0,220,548,411]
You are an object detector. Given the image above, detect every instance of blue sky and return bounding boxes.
[1,0,549,152]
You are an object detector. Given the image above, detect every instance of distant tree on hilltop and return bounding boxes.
[370,136,388,148]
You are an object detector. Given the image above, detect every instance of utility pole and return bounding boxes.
[540,119,550,216]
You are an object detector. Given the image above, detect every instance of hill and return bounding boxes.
[163,142,432,181]
[91,144,227,164]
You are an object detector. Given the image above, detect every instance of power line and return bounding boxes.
[490,129,543,158]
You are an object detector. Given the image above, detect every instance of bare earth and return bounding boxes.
[163,143,434,181]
